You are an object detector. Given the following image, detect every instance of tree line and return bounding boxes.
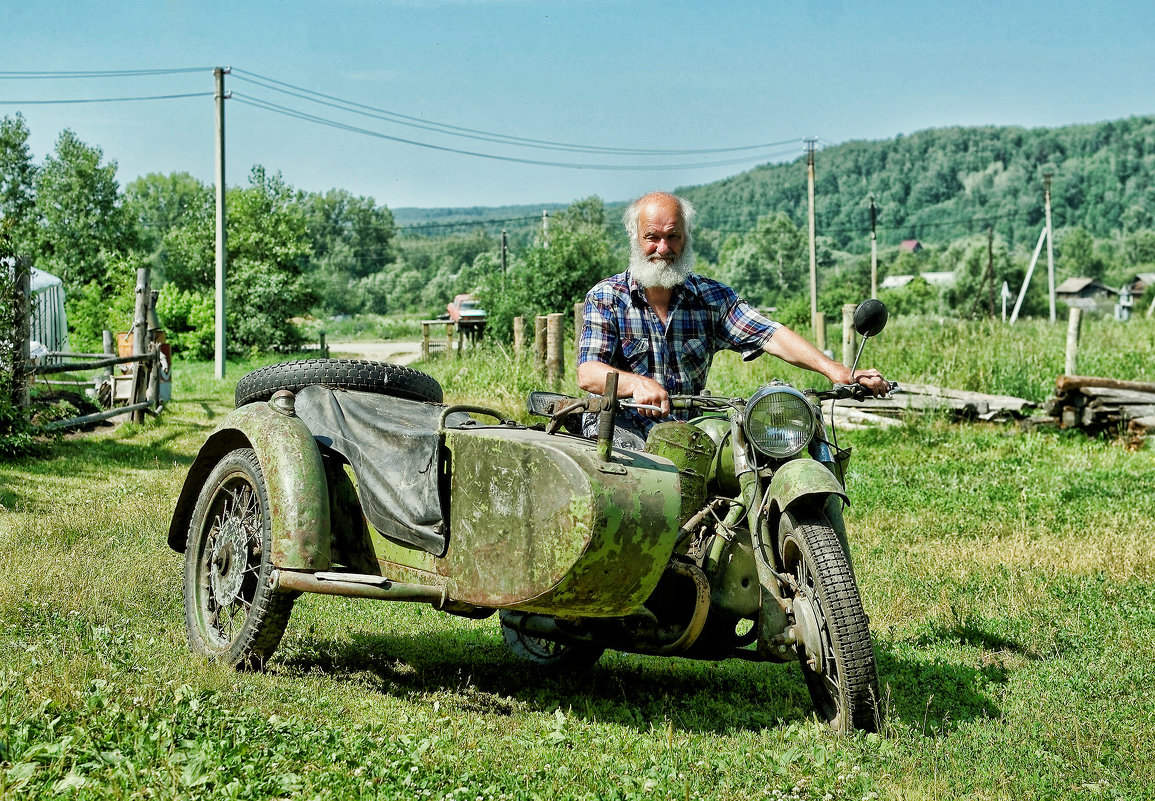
[3,112,1154,364]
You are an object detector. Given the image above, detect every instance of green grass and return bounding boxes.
[2,322,1154,799]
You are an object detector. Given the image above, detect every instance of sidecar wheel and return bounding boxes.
[778,510,880,733]
[184,448,295,669]
[234,358,443,407]
[499,611,604,673]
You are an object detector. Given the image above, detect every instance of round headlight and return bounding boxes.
[744,386,816,458]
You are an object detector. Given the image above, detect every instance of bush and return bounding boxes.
[156,287,215,360]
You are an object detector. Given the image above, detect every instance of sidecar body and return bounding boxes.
[169,385,684,619]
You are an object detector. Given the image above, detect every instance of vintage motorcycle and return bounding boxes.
[168,300,892,733]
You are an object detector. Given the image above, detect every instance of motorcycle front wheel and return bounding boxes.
[777,510,880,733]
[184,448,295,669]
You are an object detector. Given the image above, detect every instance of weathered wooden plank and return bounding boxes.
[1055,375,1155,394]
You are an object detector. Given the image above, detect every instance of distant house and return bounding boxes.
[1056,277,1118,314]
[1129,272,1155,296]
[898,239,923,254]
[879,271,955,291]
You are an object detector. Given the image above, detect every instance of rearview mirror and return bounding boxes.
[853,299,889,338]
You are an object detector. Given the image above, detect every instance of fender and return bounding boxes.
[766,458,848,516]
[167,398,331,571]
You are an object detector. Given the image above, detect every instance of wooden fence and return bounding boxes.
[16,267,164,430]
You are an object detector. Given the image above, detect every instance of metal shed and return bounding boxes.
[30,267,69,353]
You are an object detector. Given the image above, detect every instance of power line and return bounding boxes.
[232,91,802,171]
[0,92,212,105]
[0,68,212,79]
[232,68,799,158]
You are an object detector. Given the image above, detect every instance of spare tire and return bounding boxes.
[234,359,443,408]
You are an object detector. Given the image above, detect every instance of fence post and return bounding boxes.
[841,303,856,367]
[534,315,547,371]
[574,302,583,353]
[446,322,454,361]
[421,322,430,361]
[513,316,524,356]
[546,313,564,389]
[131,268,150,423]
[319,330,328,359]
[16,259,31,411]
[1065,307,1082,376]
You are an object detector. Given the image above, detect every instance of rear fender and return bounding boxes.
[167,400,331,571]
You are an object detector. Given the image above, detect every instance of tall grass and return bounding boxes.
[1,323,1154,799]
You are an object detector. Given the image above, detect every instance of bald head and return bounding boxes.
[623,192,696,241]
[623,192,697,289]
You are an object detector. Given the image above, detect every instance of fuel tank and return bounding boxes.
[442,427,682,616]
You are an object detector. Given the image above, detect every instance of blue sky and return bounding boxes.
[2,0,1153,210]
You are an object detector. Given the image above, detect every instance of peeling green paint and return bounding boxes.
[443,428,680,615]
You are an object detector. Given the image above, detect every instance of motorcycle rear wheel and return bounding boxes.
[777,510,880,733]
[184,448,295,669]
[499,611,604,673]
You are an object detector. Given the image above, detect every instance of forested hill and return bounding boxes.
[678,115,1155,253]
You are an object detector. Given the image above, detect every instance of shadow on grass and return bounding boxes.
[271,623,1004,736]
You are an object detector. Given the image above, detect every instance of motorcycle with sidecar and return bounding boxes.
[168,300,893,733]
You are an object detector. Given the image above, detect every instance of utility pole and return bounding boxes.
[869,195,878,298]
[805,138,820,348]
[500,229,508,290]
[1044,173,1056,323]
[214,66,230,379]
[542,209,549,246]
[987,227,995,317]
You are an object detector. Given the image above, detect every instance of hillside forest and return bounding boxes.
[3,112,1155,358]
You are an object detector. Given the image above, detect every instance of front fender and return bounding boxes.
[766,458,848,515]
[167,400,331,571]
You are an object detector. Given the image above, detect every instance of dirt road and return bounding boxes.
[326,340,423,366]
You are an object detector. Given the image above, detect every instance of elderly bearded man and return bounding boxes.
[577,191,889,444]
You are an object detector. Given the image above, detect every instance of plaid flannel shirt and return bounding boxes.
[579,271,778,433]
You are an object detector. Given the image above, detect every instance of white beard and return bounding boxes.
[627,239,696,289]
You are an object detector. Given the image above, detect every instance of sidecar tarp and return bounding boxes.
[294,385,447,556]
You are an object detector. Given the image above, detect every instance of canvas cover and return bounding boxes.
[294,385,460,556]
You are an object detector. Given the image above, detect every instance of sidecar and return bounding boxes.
[168,360,685,668]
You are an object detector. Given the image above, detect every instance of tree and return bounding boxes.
[478,197,615,343]
[720,212,807,307]
[0,113,37,251]
[34,129,134,286]
[125,171,212,277]
[226,167,313,352]
[34,129,136,351]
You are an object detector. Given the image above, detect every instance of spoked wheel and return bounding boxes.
[778,510,880,733]
[499,611,604,673]
[184,448,295,669]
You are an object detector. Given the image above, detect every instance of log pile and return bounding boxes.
[847,382,1036,422]
[1043,376,1155,436]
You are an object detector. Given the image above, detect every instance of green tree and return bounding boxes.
[478,197,615,343]
[34,129,136,351]
[34,129,134,285]
[0,113,37,251]
[125,171,211,277]
[720,211,807,307]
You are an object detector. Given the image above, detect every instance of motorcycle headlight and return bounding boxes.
[743,386,816,458]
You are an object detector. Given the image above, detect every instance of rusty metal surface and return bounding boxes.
[645,422,717,525]
[766,458,848,515]
[443,427,681,615]
[168,400,331,571]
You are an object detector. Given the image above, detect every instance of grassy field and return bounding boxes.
[1,314,1154,799]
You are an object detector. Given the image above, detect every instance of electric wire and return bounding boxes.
[232,92,803,171]
[232,68,799,157]
[0,92,212,105]
[0,68,212,78]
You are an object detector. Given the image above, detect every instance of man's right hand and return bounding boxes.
[622,373,670,419]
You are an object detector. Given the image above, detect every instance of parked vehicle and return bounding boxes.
[168,301,892,733]
[446,294,486,324]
